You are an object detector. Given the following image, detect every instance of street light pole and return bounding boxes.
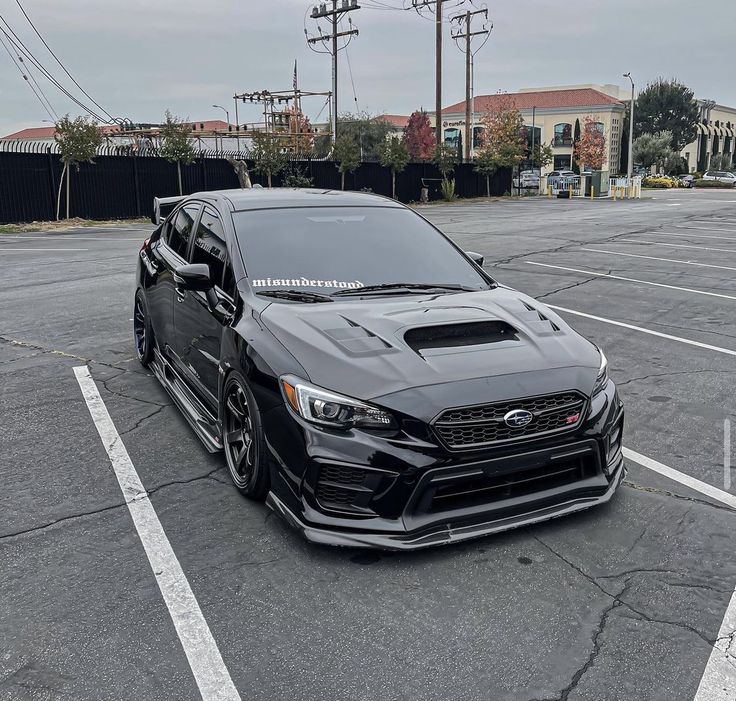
[623,73,634,180]
[213,104,230,152]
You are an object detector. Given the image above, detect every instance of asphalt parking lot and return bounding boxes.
[2,188,736,701]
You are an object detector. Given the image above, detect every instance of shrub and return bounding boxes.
[441,178,456,201]
[691,171,703,179]
[642,176,679,189]
[694,179,735,188]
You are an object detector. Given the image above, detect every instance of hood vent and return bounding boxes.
[521,302,561,334]
[405,320,518,354]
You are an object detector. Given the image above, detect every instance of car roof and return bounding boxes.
[186,187,404,212]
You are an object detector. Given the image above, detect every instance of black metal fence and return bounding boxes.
[0,148,511,224]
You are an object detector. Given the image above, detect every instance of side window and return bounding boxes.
[167,205,200,259]
[192,206,231,293]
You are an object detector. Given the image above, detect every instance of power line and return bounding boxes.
[0,17,108,122]
[12,0,115,122]
[0,30,56,121]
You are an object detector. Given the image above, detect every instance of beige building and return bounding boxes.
[435,86,626,174]
[680,100,736,172]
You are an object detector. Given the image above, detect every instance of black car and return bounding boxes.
[135,188,624,550]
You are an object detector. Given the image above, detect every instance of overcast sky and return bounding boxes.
[1,0,734,135]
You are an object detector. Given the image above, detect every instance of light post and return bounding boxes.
[213,104,230,152]
[623,73,634,180]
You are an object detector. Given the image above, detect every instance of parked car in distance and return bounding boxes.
[513,170,541,189]
[703,171,736,185]
[678,174,695,188]
[134,188,624,550]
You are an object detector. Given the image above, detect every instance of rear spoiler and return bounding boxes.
[152,195,186,225]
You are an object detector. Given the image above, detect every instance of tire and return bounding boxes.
[133,289,154,367]
[222,373,270,500]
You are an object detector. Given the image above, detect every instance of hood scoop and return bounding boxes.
[518,302,561,335]
[404,320,518,357]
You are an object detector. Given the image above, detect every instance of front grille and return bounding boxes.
[316,483,361,508]
[427,454,598,513]
[319,463,366,486]
[433,392,586,449]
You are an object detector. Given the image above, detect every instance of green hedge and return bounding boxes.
[694,179,735,188]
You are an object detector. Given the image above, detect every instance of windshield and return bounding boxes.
[232,206,491,295]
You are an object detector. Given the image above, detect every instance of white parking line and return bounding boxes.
[621,449,736,701]
[618,239,736,254]
[526,262,736,301]
[579,248,736,272]
[654,232,736,242]
[0,248,89,252]
[623,448,736,509]
[73,366,241,701]
[546,304,736,357]
[676,225,736,233]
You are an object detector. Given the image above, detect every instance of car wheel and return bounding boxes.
[223,374,270,500]
[133,289,154,367]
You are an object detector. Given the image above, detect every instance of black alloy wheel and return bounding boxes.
[223,374,269,500]
[134,289,154,366]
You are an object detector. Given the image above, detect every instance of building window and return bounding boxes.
[553,155,572,170]
[553,123,573,147]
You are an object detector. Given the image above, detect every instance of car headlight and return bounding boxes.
[281,376,397,430]
[592,350,609,396]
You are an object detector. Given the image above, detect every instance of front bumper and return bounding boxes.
[263,382,624,550]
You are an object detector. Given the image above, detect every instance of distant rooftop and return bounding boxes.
[443,88,624,115]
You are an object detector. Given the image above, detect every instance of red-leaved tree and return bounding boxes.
[573,116,607,171]
[403,109,434,161]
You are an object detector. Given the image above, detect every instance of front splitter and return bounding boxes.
[266,457,626,551]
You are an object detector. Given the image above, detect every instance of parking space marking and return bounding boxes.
[652,232,736,242]
[617,239,736,254]
[73,366,241,701]
[546,304,736,357]
[623,448,736,509]
[579,248,736,272]
[526,262,736,301]
[621,449,736,700]
[0,247,89,252]
[676,225,736,233]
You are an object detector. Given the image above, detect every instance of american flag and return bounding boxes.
[293,60,298,91]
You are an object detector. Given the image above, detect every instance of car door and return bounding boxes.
[146,203,201,354]
[172,205,235,409]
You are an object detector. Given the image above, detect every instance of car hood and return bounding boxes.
[259,286,601,418]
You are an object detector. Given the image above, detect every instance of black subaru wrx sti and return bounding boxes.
[134,188,624,549]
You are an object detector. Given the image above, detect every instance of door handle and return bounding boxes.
[175,289,186,303]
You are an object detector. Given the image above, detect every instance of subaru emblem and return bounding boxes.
[504,409,533,428]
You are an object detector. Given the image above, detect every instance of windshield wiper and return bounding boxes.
[332,282,480,297]
[256,289,334,303]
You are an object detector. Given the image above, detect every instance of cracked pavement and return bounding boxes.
[2,191,736,700]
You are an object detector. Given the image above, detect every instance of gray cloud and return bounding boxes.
[1,0,734,135]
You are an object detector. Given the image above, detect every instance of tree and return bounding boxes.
[324,112,393,161]
[473,149,497,198]
[574,116,606,171]
[380,136,410,199]
[53,115,102,220]
[226,158,252,188]
[332,135,361,190]
[249,131,287,188]
[160,111,196,195]
[432,143,458,181]
[633,130,674,170]
[403,109,434,161]
[572,118,581,173]
[478,93,526,178]
[634,78,698,152]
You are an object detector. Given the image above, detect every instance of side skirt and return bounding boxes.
[150,348,223,453]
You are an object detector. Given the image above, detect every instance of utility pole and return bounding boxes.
[450,7,489,160]
[306,1,361,144]
[412,0,458,148]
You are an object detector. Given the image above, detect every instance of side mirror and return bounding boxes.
[174,263,219,310]
[466,251,484,267]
